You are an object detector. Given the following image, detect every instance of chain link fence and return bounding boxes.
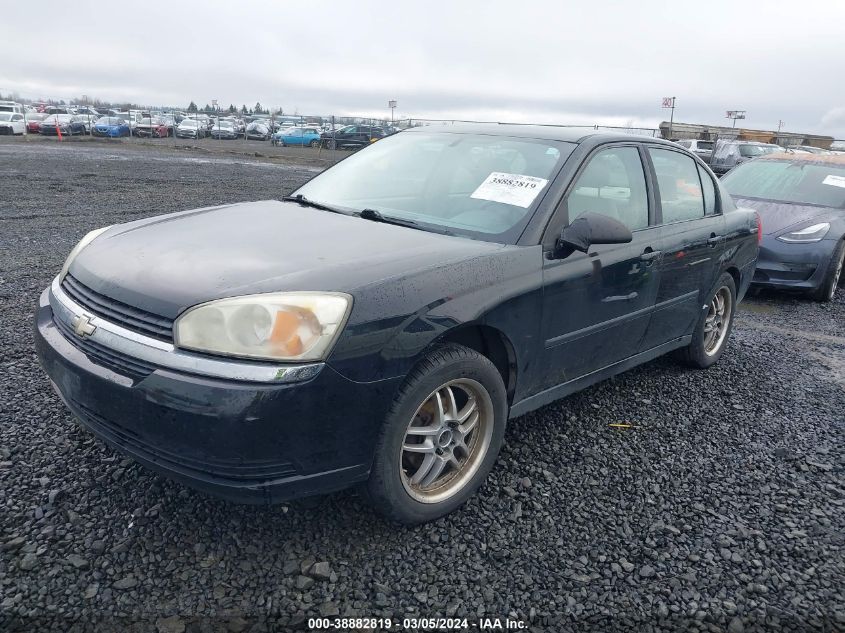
[9,99,844,173]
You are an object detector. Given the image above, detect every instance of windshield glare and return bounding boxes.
[0,113,12,121]
[293,131,573,241]
[723,159,845,208]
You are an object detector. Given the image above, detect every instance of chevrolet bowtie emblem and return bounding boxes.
[72,314,96,338]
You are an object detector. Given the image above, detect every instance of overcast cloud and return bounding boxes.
[2,0,844,138]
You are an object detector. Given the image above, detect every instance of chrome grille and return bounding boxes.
[61,274,174,341]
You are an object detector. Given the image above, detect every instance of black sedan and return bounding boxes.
[320,124,386,149]
[35,126,759,524]
[722,153,845,301]
[39,114,87,136]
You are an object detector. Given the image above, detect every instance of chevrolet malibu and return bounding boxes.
[722,152,845,301]
[35,126,759,524]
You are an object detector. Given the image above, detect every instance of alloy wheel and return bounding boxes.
[399,379,494,504]
[704,286,732,356]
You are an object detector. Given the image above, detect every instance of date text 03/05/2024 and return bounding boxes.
[307,616,528,630]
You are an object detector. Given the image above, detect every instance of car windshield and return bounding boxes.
[216,121,234,128]
[181,119,199,127]
[723,159,845,209]
[293,131,574,241]
[96,117,121,125]
[0,113,12,121]
[697,141,713,150]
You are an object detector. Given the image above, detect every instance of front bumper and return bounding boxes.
[35,285,401,503]
[751,236,837,291]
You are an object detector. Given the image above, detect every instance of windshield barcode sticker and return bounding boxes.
[470,172,549,208]
[822,174,845,189]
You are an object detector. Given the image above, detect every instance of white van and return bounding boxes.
[0,101,25,115]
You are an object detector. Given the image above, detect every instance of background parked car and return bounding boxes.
[175,119,207,139]
[320,125,386,149]
[92,116,130,138]
[710,140,783,175]
[722,152,845,301]
[209,120,238,139]
[786,145,830,155]
[134,117,170,138]
[0,112,27,135]
[25,112,48,133]
[271,126,322,147]
[39,114,87,136]
[245,121,271,140]
[675,139,714,162]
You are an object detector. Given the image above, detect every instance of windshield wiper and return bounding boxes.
[357,208,418,226]
[357,209,456,236]
[283,194,350,215]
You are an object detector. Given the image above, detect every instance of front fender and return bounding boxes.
[327,246,544,388]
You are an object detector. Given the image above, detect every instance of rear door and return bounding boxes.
[641,146,727,347]
[538,144,661,391]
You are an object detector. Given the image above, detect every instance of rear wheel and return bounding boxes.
[811,240,845,302]
[363,344,507,524]
[675,272,737,368]
[309,139,320,148]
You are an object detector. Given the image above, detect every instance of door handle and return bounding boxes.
[707,235,724,246]
[640,250,662,263]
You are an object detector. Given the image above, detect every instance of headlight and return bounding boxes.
[777,222,830,243]
[174,292,352,362]
[60,226,112,280]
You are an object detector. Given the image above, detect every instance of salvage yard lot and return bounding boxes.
[0,141,843,632]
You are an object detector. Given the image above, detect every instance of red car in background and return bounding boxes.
[134,117,171,138]
[26,113,49,133]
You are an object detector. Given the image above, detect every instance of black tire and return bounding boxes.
[309,139,320,148]
[675,272,737,369]
[363,344,507,525]
[811,240,845,302]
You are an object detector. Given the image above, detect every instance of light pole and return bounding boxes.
[389,100,397,125]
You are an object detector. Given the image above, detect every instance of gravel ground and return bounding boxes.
[1,141,843,633]
[5,133,347,168]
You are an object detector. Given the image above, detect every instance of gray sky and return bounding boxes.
[2,0,844,138]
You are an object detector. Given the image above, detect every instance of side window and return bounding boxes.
[648,148,704,223]
[566,146,648,231]
[698,164,717,215]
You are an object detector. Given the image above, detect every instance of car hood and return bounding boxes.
[69,200,505,319]
[731,197,842,235]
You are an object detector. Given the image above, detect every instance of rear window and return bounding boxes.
[697,141,713,151]
[723,160,845,209]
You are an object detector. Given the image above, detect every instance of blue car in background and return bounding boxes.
[271,126,322,147]
[92,116,130,138]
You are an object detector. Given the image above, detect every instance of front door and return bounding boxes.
[539,145,661,391]
[642,147,728,346]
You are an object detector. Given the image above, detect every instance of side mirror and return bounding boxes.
[554,212,633,259]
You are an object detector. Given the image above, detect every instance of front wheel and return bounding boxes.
[363,344,507,525]
[811,240,845,302]
[675,272,737,368]
[309,139,320,148]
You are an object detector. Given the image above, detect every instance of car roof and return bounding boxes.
[758,152,845,166]
[402,123,674,146]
